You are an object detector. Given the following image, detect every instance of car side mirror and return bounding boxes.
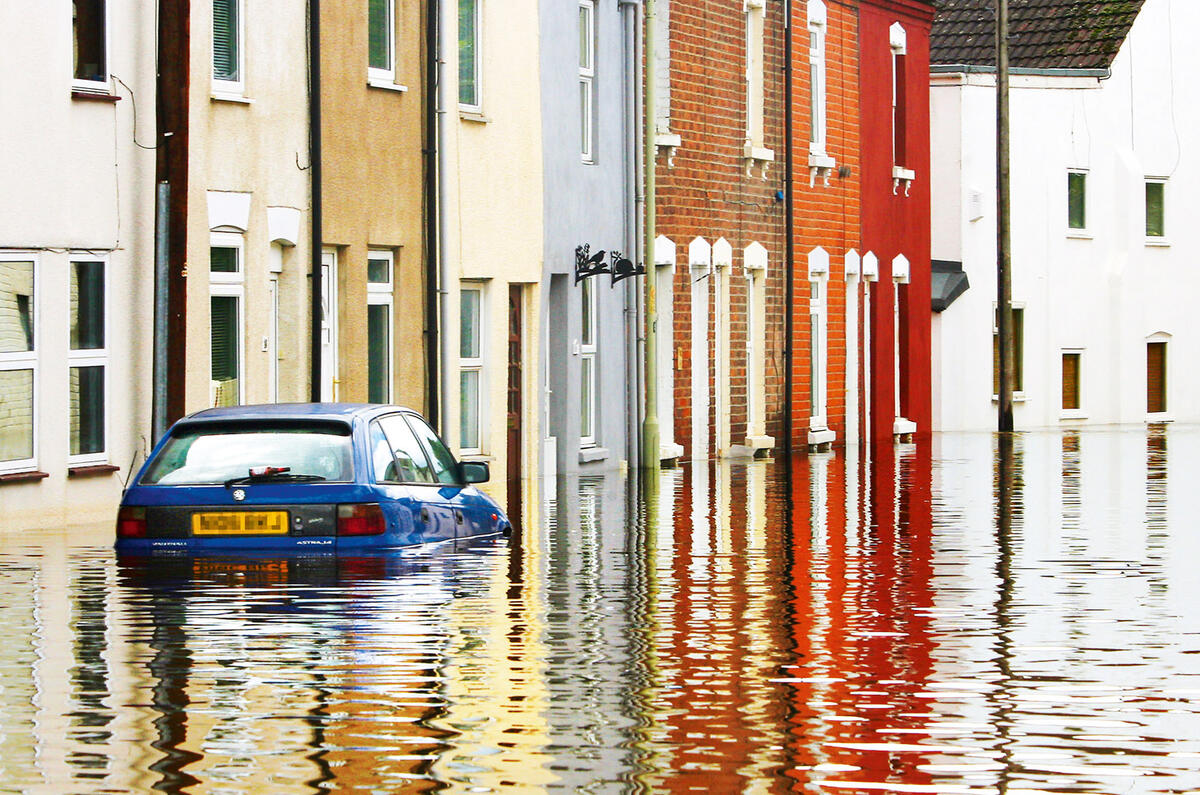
[459,461,490,484]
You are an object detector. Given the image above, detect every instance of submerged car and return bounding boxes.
[115,403,510,552]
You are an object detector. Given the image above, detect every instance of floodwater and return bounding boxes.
[1,429,1199,794]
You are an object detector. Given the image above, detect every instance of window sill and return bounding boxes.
[656,132,682,168]
[68,464,120,478]
[368,79,408,93]
[0,470,49,484]
[1059,410,1087,420]
[743,144,774,179]
[459,109,490,124]
[578,446,608,464]
[72,90,119,103]
[1146,414,1173,423]
[893,166,916,196]
[1066,230,1092,239]
[808,153,835,187]
[459,453,494,462]
[211,92,253,105]
[1145,238,1170,248]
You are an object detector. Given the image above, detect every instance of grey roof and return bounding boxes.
[931,260,969,312]
[931,0,1143,70]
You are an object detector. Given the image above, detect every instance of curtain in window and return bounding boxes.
[213,0,239,81]
[1147,342,1167,413]
[211,296,240,406]
[1061,353,1080,411]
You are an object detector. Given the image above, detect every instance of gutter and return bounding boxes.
[931,63,1110,78]
[309,0,323,401]
[424,0,440,425]
[782,0,794,454]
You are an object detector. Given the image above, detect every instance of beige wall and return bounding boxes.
[185,0,313,414]
[322,0,427,410]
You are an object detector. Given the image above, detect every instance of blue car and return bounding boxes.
[115,403,511,553]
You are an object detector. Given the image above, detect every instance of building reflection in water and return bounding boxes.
[1,429,1199,792]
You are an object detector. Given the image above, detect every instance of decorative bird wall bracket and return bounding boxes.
[574,244,646,286]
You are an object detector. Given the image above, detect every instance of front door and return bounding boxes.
[506,285,523,532]
[320,249,338,402]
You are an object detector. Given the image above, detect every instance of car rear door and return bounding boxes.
[402,413,494,539]
[376,414,456,543]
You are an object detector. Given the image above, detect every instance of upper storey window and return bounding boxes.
[745,0,766,150]
[890,22,914,195]
[369,0,396,85]
[213,0,244,95]
[807,0,827,157]
[73,0,108,90]
[579,0,596,163]
[459,0,481,109]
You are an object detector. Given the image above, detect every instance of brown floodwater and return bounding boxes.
[0,429,1198,793]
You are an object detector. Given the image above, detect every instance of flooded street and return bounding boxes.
[1,429,1199,793]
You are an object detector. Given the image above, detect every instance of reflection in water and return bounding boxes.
[0,429,1198,792]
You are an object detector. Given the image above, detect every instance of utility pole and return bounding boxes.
[642,0,661,473]
[996,0,1014,432]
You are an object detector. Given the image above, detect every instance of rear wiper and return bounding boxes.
[224,466,328,488]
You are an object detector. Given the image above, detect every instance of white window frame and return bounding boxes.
[809,277,828,431]
[992,300,1026,402]
[459,282,485,454]
[890,22,915,191]
[1145,177,1168,244]
[1067,169,1088,234]
[212,0,246,97]
[1146,334,1170,419]
[367,0,397,88]
[209,233,245,407]
[0,254,39,475]
[745,0,766,149]
[72,0,111,93]
[579,0,596,163]
[458,0,482,111]
[1060,348,1086,420]
[67,255,109,465]
[580,277,597,446]
[367,250,394,404]
[807,1,827,158]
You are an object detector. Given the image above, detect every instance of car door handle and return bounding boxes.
[420,508,430,524]
[454,510,464,525]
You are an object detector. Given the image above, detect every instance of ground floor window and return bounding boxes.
[1147,340,1167,414]
[1061,350,1081,413]
[367,251,393,404]
[69,258,107,461]
[210,234,244,407]
[460,283,484,452]
[580,276,597,446]
[992,304,1024,396]
[0,256,36,472]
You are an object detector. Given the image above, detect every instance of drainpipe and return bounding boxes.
[782,0,795,453]
[641,0,660,473]
[424,0,440,425]
[309,0,323,402]
[152,181,170,443]
[622,0,642,471]
[437,0,455,435]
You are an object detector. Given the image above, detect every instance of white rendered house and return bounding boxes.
[929,0,1197,430]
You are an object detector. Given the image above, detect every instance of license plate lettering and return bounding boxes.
[193,511,289,536]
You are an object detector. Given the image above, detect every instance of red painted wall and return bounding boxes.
[858,0,934,443]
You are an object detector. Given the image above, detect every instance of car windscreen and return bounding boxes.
[140,421,355,485]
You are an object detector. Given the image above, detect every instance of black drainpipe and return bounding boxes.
[309,0,324,402]
[782,0,795,453]
[423,0,440,426]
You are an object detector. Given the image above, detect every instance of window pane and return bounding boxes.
[379,415,435,482]
[71,365,105,456]
[213,0,239,81]
[1061,353,1080,411]
[71,261,105,350]
[1148,342,1167,413]
[581,278,593,346]
[0,369,33,463]
[458,0,477,106]
[211,295,240,407]
[1146,181,1165,237]
[579,5,591,70]
[210,246,238,273]
[406,415,459,484]
[1068,172,1086,229]
[580,79,591,158]
[368,303,390,403]
[369,0,391,71]
[74,0,107,81]
[809,312,819,409]
[580,356,593,439]
[367,257,390,284]
[460,369,480,449]
[0,261,34,354]
[809,62,819,143]
[460,289,481,358]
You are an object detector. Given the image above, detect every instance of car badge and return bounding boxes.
[233,488,246,502]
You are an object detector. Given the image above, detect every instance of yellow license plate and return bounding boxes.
[192,511,289,536]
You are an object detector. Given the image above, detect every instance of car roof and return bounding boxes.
[176,403,417,426]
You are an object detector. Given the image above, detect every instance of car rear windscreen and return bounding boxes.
[140,421,354,485]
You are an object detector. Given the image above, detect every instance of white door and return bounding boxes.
[267,275,279,402]
[691,264,710,459]
[320,249,338,402]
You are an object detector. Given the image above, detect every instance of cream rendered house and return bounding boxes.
[442,0,545,528]
[0,0,156,530]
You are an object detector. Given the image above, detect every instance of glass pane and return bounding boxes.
[406,414,459,485]
[213,0,239,81]
[1146,181,1165,237]
[458,0,477,105]
[210,246,238,273]
[369,0,391,70]
[368,303,390,403]
[809,63,819,143]
[581,278,593,346]
[460,369,480,449]
[70,365,105,456]
[809,313,819,410]
[71,261,105,350]
[367,257,390,284]
[580,80,591,157]
[379,415,435,482]
[0,261,34,354]
[1068,172,1086,229]
[73,0,106,81]
[0,369,33,463]
[580,357,593,439]
[460,289,481,358]
[579,5,591,69]
[1062,353,1080,411]
[211,295,240,407]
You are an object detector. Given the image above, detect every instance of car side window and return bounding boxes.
[378,415,436,483]
[404,414,460,485]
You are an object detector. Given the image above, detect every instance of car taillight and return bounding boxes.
[337,504,386,536]
[116,506,147,538]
